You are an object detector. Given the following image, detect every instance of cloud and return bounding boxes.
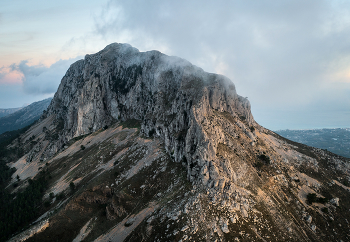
[0,57,81,108]
[0,66,23,85]
[91,0,350,129]
[8,57,81,95]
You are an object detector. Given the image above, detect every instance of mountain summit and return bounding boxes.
[2,43,350,242]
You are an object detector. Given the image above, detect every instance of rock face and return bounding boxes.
[46,43,253,186]
[4,43,350,242]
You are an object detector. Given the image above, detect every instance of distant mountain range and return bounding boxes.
[0,107,22,118]
[276,128,350,158]
[0,98,52,135]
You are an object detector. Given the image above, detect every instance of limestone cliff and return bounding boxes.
[4,43,350,242]
[46,43,254,185]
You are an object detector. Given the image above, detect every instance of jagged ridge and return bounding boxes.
[4,43,350,242]
[46,43,253,180]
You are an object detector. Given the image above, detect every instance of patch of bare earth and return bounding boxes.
[94,202,159,242]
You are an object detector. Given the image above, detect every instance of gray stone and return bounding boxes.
[330,198,339,207]
[43,42,254,196]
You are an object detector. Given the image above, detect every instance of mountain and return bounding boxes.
[0,107,22,118]
[0,98,52,135]
[276,128,350,158]
[2,43,350,242]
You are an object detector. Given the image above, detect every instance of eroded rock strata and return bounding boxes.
[5,43,350,242]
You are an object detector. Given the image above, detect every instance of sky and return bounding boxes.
[0,0,349,130]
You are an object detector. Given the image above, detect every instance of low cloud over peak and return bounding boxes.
[90,0,350,129]
[1,57,80,95]
[0,57,80,108]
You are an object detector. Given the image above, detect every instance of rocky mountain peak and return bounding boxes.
[45,43,254,182]
[3,43,350,242]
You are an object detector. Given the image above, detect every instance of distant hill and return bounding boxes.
[276,128,350,158]
[0,98,52,135]
[0,107,22,118]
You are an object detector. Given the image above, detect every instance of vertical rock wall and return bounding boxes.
[45,43,255,188]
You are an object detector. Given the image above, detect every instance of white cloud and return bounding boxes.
[89,0,350,129]
[9,57,81,95]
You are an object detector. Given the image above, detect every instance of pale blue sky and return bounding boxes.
[0,0,349,130]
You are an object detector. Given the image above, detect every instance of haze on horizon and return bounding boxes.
[0,0,349,131]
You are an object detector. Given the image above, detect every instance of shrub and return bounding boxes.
[80,145,85,150]
[148,128,155,137]
[56,193,64,200]
[120,119,141,129]
[69,181,75,190]
[254,161,264,169]
[317,197,329,204]
[307,193,317,204]
[307,193,329,204]
[56,118,64,131]
[258,154,270,164]
[321,207,328,213]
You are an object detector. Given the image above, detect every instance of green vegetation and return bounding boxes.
[239,115,246,121]
[307,193,329,205]
[321,207,329,213]
[0,162,16,186]
[56,118,64,131]
[0,122,52,241]
[176,129,187,142]
[0,170,49,241]
[253,154,271,170]
[67,133,89,147]
[307,193,317,204]
[148,128,156,137]
[111,65,142,94]
[0,124,33,159]
[70,181,76,191]
[120,119,141,129]
[258,154,270,164]
[56,193,65,200]
[254,161,264,169]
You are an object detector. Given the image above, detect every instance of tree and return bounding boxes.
[69,181,75,190]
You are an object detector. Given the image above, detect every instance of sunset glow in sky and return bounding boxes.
[1,0,350,130]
